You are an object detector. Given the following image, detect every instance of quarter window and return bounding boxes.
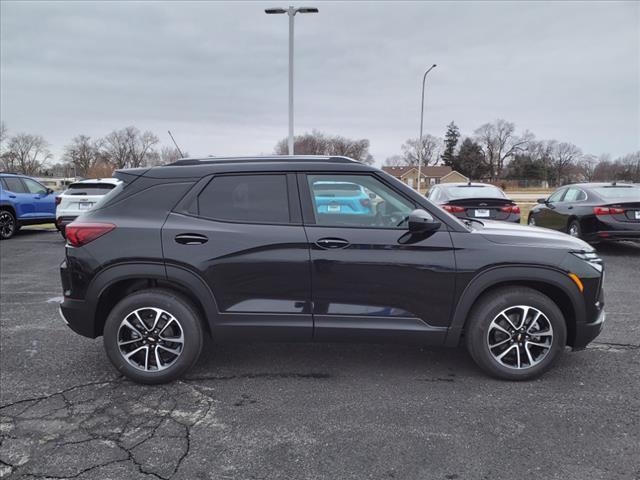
[306,174,414,228]
[197,174,290,224]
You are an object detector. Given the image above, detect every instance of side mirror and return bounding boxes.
[537,198,547,204]
[408,209,441,233]
[46,188,54,195]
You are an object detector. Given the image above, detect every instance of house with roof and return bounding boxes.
[382,165,469,193]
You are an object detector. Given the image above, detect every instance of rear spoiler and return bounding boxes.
[113,168,149,183]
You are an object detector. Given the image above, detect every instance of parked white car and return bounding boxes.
[55,178,120,237]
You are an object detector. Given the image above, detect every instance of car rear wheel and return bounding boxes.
[0,210,17,240]
[103,289,204,384]
[568,220,582,239]
[465,287,566,380]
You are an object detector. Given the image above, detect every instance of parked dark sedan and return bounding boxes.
[427,182,520,223]
[528,182,640,243]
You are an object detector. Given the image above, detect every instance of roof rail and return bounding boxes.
[167,155,358,166]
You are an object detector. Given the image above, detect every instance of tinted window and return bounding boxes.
[2,177,28,193]
[548,189,565,202]
[307,174,414,228]
[64,183,117,196]
[198,174,290,223]
[563,188,586,202]
[445,185,507,199]
[592,186,640,200]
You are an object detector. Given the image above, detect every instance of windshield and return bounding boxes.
[446,186,507,199]
[592,186,640,200]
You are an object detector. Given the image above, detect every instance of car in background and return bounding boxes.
[0,173,58,239]
[427,182,520,223]
[528,182,640,243]
[310,180,374,217]
[56,178,120,237]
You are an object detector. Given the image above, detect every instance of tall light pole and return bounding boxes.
[417,64,437,193]
[265,6,319,155]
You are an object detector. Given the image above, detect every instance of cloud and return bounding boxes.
[1,0,638,164]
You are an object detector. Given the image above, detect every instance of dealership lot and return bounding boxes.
[1,229,639,480]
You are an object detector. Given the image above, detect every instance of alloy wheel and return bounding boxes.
[486,305,553,369]
[568,224,579,237]
[528,216,535,226]
[117,307,184,372]
[0,211,15,238]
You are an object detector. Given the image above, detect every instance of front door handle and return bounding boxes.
[567,206,573,210]
[175,233,208,245]
[316,237,350,249]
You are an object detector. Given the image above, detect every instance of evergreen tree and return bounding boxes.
[456,138,489,179]
[441,121,460,168]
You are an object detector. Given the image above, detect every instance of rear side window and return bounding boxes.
[197,174,290,224]
[2,177,28,193]
[64,183,117,196]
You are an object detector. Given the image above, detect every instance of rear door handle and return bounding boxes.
[175,233,208,245]
[316,237,350,249]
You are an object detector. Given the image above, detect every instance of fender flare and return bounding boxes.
[444,265,584,346]
[88,261,220,334]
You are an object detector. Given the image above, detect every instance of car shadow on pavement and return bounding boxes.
[595,240,640,256]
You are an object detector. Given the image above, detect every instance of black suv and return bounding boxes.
[59,156,605,383]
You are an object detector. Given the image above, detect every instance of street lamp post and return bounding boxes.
[265,6,319,155]
[417,63,437,194]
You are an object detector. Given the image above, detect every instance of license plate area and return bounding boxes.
[327,204,341,213]
[635,211,640,220]
[78,202,93,211]
[475,209,490,217]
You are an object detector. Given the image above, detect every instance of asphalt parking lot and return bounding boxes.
[1,229,639,480]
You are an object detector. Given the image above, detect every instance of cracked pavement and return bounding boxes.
[1,229,639,479]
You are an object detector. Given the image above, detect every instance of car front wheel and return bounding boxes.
[103,289,204,384]
[0,210,17,240]
[528,214,536,226]
[465,287,566,380]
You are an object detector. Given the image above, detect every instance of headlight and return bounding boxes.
[571,251,603,272]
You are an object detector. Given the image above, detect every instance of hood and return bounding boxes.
[475,220,594,251]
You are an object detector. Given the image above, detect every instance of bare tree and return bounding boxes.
[400,134,443,167]
[577,154,599,182]
[63,135,103,176]
[101,126,159,169]
[549,141,581,185]
[474,119,530,179]
[384,155,404,166]
[275,130,373,164]
[3,133,51,175]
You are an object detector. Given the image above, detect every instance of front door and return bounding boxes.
[22,178,55,218]
[299,172,456,344]
[538,188,567,231]
[162,173,312,340]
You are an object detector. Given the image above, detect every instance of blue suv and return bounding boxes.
[0,173,58,239]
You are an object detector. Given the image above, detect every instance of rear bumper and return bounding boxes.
[56,215,78,229]
[59,298,98,338]
[594,230,640,242]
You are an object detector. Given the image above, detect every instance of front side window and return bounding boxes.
[22,178,48,195]
[307,174,414,228]
[198,174,290,224]
[2,177,28,193]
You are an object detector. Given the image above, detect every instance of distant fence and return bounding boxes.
[486,179,550,190]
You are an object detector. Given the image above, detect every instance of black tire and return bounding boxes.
[465,286,567,381]
[59,228,66,239]
[567,219,582,239]
[0,209,17,240]
[103,289,204,384]
[527,214,535,226]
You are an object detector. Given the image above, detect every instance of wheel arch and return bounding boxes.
[88,263,218,337]
[0,204,17,217]
[445,266,583,348]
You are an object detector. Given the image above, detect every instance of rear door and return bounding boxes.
[1,177,35,218]
[162,172,312,340]
[300,172,456,344]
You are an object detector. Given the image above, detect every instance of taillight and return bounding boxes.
[593,206,624,216]
[443,205,465,213]
[66,223,116,247]
[55,196,61,205]
[359,198,371,207]
[500,205,520,214]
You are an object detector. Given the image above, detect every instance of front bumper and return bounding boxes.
[573,307,606,350]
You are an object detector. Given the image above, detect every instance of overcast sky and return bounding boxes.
[1,1,638,165]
